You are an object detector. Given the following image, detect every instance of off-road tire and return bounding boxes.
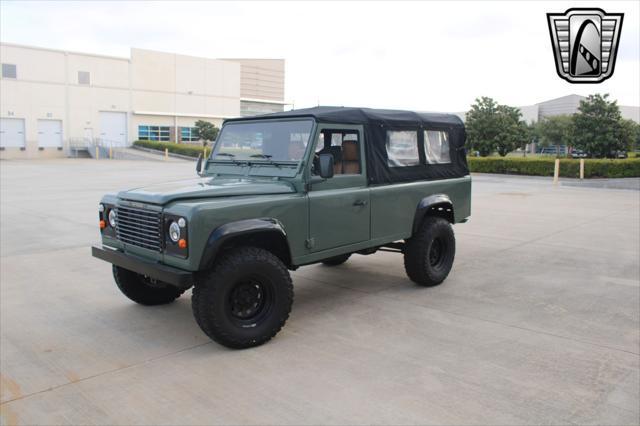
[321,253,351,266]
[404,216,455,286]
[113,265,185,305]
[192,246,293,349]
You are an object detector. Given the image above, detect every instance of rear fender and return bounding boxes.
[412,194,454,234]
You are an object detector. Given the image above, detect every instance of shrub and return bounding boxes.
[467,157,640,178]
[133,140,208,158]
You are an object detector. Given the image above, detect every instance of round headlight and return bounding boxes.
[178,217,186,228]
[169,221,181,242]
[98,204,105,213]
[108,209,117,228]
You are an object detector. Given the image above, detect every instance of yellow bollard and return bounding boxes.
[553,158,560,184]
[109,147,112,159]
[95,146,99,160]
[579,159,584,179]
[165,148,169,161]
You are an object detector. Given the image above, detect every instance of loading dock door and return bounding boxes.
[0,118,26,148]
[99,112,127,146]
[37,119,63,148]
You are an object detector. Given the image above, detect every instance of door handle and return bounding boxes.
[353,200,368,207]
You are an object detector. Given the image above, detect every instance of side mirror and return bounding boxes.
[196,154,203,175]
[318,153,334,179]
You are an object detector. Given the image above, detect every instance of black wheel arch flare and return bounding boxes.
[198,218,292,270]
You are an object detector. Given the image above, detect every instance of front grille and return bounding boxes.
[115,206,162,251]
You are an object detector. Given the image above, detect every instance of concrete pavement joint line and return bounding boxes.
[482,211,628,258]
[379,293,640,357]
[0,341,213,406]
[0,243,100,259]
[297,270,640,357]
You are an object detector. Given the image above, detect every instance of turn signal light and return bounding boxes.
[99,220,106,229]
[178,239,187,249]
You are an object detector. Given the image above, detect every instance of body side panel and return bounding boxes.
[369,176,471,240]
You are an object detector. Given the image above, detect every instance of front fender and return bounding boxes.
[198,218,289,270]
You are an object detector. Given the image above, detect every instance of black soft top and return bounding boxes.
[225,106,468,184]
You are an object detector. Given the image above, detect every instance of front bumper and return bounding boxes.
[91,245,194,289]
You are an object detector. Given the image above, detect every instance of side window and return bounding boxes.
[313,130,361,175]
[386,130,419,167]
[424,130,451,164]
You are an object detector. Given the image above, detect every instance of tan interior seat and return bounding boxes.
[342,140,360,174]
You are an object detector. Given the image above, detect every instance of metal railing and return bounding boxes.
[67,137,129,159]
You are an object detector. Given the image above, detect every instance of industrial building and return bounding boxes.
[518,94,640,124]
[456,94,639,124]
[0,43,286,159]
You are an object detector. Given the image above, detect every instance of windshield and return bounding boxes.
[211,119,314,163]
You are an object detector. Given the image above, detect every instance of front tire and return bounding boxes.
[192,247,293,349]
[113,265,185,305]
[404,216,455,286]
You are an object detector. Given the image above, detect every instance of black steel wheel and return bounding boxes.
[404,216,456,286]
[192,246,293,349]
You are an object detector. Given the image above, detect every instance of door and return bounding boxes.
[37,119,63,148]
[307,125,370,252]
[0,118,25,148]
[83,127,93,144]
[99,112,127,146]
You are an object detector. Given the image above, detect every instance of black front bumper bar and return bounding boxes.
[91,245,194,289]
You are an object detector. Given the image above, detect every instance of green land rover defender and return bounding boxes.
[92,107,471,348]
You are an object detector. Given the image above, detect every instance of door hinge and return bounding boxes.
[305,238,315,249]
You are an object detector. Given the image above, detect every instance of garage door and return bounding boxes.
[0,118,26,148]
[99,112,127,147]
[37,119,63,148]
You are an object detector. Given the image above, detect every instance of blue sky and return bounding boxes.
[1,1,638,111]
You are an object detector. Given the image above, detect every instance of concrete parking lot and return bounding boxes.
[1,159,638,425]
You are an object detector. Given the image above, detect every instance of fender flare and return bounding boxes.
[412,194,454,234]
[198,218,290,270]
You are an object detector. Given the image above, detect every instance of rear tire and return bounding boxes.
[321,253,351,266]
[192,247,293,349]
[113,265,185,305]
[404,216,455,286]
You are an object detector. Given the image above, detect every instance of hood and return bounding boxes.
[118,177,295,204]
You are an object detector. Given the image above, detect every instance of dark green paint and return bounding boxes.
[100,119,471,272]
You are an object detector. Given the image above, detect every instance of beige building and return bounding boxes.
[0,43,286,159]
[456,94,640,124]
[517,94,640,124]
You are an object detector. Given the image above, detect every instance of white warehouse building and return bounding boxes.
[0,43,286,159]
[517,94,640,124]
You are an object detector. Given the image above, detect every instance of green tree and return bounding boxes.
[495,104,529,156]
[465,97,529,157]
[194,120,219,147]
[572,94,626,158]
[536,115,574,150]
[619,119,640,153]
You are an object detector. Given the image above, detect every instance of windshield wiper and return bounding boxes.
[250,154,281,168]
[213,152,248,166]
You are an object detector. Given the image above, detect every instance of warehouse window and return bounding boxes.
[386,130,420,167]
[78,71,90,85]
[423,130,451,164]
[2,64,17,79]
[180,127,199,142]
[138,125,170,141]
